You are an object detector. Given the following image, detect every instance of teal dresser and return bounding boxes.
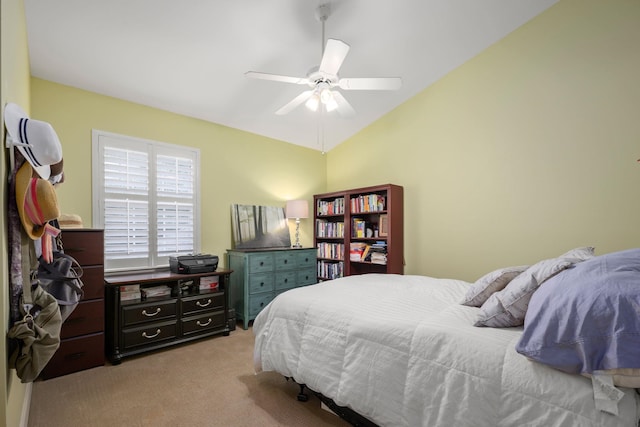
[226,248,317,329]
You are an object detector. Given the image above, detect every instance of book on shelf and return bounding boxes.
[200,276,219,291]
[349,242,367,261]
[120,290,141,301]
[350,194,386,213]
[317,197,345,216]
[352,218,366,238]
[142,285,172,298]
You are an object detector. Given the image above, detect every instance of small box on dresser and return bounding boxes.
[40,228,105,380]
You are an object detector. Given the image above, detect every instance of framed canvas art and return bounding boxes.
[231,204,291,249]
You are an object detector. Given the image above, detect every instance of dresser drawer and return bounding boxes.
[297,267,317,286]
[181,311,226,336]
[122,299,177,327]
[275,270,297,291]
[122,321,176,349]
[181,292,224,316]
[80,265,104,300]
[296,251,316,268]
[248,273,274,294]
[248,254,273,273]
[249,293,274,317]
[61,299,104,339]
[61,231,104,266]
[40,332,104,379]
[275,252,297,270]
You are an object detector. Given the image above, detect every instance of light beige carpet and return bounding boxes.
[28,324,350,427]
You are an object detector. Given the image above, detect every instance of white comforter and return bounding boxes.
[253,274,640,427]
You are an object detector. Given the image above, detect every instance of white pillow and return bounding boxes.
[558,246,595,262]
[460,265,528,307]
[474,258,572,328]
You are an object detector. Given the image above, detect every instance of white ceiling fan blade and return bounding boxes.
[245,71,309,85]
[331,91,356,117]
[338,77,402,90]
[319,39,350,76]
[275,90,314,115]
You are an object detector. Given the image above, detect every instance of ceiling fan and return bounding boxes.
[245,3,402,117]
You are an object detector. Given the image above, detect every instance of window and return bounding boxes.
[92,130,200,272]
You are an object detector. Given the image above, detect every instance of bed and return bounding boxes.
[253,249,640,427]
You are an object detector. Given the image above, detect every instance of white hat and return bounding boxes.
[4,103,63,179]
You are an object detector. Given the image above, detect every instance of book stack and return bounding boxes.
[368,241,388,265]
[120,284,141,301]
[199,276,219,292]
[142,285,172,299]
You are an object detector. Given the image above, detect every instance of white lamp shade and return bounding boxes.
[285,199,309,219]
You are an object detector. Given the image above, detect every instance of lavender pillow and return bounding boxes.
[516,248,640,378]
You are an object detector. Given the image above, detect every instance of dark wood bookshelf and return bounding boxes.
[314,184,404,280]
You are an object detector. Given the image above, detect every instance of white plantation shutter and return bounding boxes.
[156,154,195,257]
[93,130,200,271]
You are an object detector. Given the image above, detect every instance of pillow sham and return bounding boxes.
[557,246,595,262]
[460,265,528,307]
[473,247,595,328]
[515,248,640,384]
[474,257,571,327]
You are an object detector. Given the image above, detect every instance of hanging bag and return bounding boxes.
[7,233,62,383]
[37,251,84,322]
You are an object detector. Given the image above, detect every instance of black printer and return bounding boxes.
[169,254,218,274]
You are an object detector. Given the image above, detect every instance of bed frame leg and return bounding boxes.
[296,383,309,402]
[284,376,309,402]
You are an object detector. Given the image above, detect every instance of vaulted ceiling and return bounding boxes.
[24,0,558,151]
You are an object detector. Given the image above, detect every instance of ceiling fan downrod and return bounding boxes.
[315,3,331,57]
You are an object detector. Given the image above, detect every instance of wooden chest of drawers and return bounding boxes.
[227,248,317,330]
[105,270,232,364]
[40,228,105,379]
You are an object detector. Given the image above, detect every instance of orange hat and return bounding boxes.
[15,162,60,240]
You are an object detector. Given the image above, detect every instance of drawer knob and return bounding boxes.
[284,259,288,264]
[142,329,161,339]
[260,261,264,266]
[260,282,264,287]
[197,318,212,327]
[196,299,212,308]
[284,278,288,283]
[142,307,161,317]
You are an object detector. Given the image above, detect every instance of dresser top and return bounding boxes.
[227,247,314,253]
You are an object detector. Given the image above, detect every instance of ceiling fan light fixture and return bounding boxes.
[305,93,320,111]
[319,87,333,104]
[324,96,338,112]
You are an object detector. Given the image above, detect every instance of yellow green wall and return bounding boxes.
[2,0,32,425]
[328,0,640,281]
[30,79,327,261]
[3,0,640,424]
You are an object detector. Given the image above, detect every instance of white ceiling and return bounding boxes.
[24,0,558,152]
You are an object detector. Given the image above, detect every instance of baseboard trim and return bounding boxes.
[20,382,32,427]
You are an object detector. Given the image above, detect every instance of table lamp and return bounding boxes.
[285,199,309,248]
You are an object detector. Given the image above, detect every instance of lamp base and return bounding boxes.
[292,219,302,248]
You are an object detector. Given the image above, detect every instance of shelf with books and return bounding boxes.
[314,184,403,279]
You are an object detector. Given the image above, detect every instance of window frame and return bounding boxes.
[92,129,201,273]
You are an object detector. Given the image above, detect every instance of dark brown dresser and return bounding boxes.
[40,228,105,379]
